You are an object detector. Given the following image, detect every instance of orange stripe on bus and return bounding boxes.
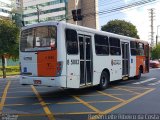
[136,56,145,75]
[37,50,57,77]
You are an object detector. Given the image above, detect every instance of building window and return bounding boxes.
[109,37,121,55]
[23,7,65,18]
[66,29,78,55]
[95,34,109,55]
[26,0,65,10]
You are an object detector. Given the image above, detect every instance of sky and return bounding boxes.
[99,0,160,44]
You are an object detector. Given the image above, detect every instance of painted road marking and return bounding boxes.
[148,80,160,85]
[0,81,11,114]
[118,85,152,89]
[133,78,156,84]
[97,91,125,102]
[16,112,97,116]
[0,93,126,99]
[73,96,101,113]
[113,87,140,94]
[4,100,121,106]
[5,88,154,116]
[31,85,55,120]
[101,88,154,114]
[0,80,155,118]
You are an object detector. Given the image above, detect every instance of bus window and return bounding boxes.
[109,37,121,55]
[66,29,78,55]
[130,41,137,55]
[137,42,144,56]
[94,34,109,55]
[20,26,56,52]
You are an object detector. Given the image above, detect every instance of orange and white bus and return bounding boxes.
[20,21,149,89]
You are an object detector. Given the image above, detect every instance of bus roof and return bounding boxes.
[22,21,148,44]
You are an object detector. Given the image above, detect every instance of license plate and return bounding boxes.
[34,80,41,84]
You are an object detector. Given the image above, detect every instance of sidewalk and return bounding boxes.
[0,75,19,80]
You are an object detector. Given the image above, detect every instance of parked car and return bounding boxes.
[150,60,160,68]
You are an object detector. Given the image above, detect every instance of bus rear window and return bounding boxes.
[20,26,56,52]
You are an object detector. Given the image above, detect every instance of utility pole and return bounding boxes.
[156,25,160,45]
[36,5,40,23]
[149,8,155,47]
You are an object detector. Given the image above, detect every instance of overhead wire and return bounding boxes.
[77,0,159,26]
[62,0,158,21]
[22,0,159,24]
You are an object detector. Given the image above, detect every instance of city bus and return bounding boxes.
[20,21,149,89]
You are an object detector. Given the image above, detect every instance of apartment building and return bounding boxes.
[23,0,66,25]
[0,0,11,18]
[0,0,23,18]
[23,0,98,29]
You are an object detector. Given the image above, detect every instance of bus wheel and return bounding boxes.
[135,69,141,80]
[99,71,109,90]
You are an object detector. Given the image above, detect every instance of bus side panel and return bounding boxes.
[130,56,136,77]
[92,56,110,85]
[93,56,122,84]
[136,56,145,75]
[110,56,122,81]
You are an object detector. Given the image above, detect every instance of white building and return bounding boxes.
[0,0,22,18]
[23,0,66,25]
[0,0,12,18]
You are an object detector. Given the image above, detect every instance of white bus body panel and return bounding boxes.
[20,52,38,76]
[130,56,136,77]
[109,56,122,81]
[20,76,66,87]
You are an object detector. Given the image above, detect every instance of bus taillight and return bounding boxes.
[56,61,63,76]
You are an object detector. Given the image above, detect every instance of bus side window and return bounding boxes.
[130,41,137,56]
[137,42,144,56]
[66,29,78,55]
[94,34,109,55]
[109,37,121,55]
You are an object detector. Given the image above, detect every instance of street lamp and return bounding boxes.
[156,25,160,45]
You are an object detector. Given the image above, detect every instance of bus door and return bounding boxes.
[66,29,80,88]
[78,35,93,86]
[121,42,129,76]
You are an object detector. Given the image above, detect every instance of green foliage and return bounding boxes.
[0,66,20,76]
[101,19,140,39]
[0,19,20,58]
[151,43,160,59]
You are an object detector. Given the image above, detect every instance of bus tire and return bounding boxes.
[98,71,109,90]
[135,69,141,79]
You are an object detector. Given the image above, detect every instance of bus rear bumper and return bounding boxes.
[20,75,67,87]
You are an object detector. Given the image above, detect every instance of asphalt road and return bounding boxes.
[0,68,160,120]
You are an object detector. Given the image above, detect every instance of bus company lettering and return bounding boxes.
[45,56,54,60]
[24,57,32,61]
[111,59,121,66]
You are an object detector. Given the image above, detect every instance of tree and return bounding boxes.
[151,43,160,60]
[101,19,140,39]
[0,19,20,78]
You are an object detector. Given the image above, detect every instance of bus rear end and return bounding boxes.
[20,24,65,87]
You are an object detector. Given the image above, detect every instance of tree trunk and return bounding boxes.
[1,55,6,78]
